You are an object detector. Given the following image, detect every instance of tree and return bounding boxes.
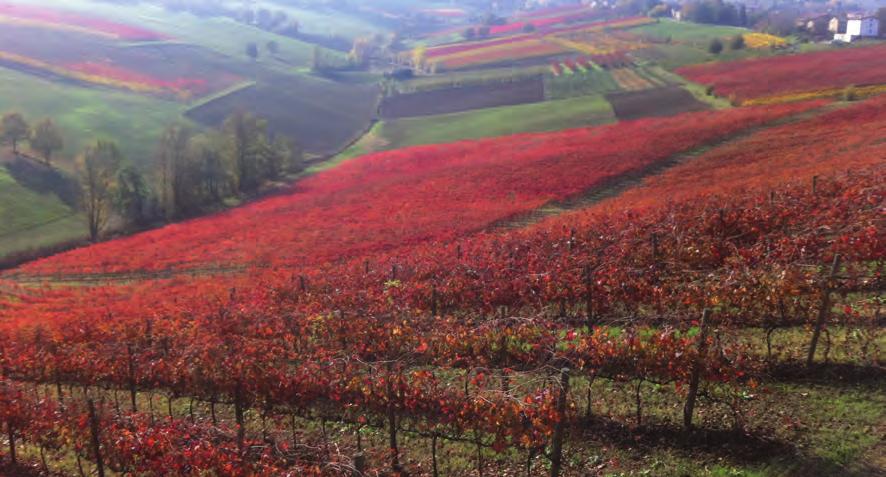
[264,135,296,180]
[463,27,476,40]
[729,34,746,50]
[1,112,29,154]
[222,112,268,193]
[709,38,724,54]
[30,118,63,165]
[266,40,279,55]
[477,26,491,38]
[349,37,372,67]
[77,140,122,241]
[115,165,150,227]
[246,42,259,61]
[739,4,748,26]
[156,125,192,220]
[649,4,670,17]
[522,22,536,33]
[189,133,228,203]
[412,45,427,71]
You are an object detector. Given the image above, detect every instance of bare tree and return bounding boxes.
[77,140,122,241]
[31,118,64,165]
[1,112,29,154]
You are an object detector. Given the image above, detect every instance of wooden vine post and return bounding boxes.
[386,361,400,472]
[87,399,106,477]
[549,367,570,477]
[6,418,15,465]
[234,381,246,453]
[807,254,841,367]
[683,308,710,431]
[353,451,367,476]
[584,264,594,326]
[127,344,137,412]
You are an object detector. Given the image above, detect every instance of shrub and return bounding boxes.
[730,35,746,50]
[709,38,724,55]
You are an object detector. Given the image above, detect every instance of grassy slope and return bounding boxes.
[0,67,185,167]
[381,95,615,148]
[0,166,86,257]
[20,0,324,69]
[631,19,749,41]
[630,20,791,70]
[255,0,388,40]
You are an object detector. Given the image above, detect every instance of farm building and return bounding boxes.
[829,16,846,33]
[834,16,879,42]
[798,14,831,35]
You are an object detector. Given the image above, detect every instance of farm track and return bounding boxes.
[2,103,841,286]
[489,102,842,231]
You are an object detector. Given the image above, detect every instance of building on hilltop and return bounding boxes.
[833,16,879,42]
[828,15,846,34]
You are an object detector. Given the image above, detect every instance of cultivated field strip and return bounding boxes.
[490,101,840,230]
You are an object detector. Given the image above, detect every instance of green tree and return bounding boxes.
[246,42,259,61]
[264,135,294,180]
[1,112,29,154]
[189,132,228,203]
[115,165,150,227]
[77,140,122,241]
[223,112,268,193]
[729,34,746,50]
[155,125,192,220]
[30,118,63,166]
[266,40,279,55]
[522,23,536,33]
[709,38,724,54]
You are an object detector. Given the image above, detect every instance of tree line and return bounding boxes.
[0,111,303,242]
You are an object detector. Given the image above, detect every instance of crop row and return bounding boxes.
[0,4,167,41]
[8,102,820,277]
[0,50,204,99]
[677,43,886,102]
[426,17,654,70]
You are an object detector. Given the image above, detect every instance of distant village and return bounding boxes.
[511,0,883,42]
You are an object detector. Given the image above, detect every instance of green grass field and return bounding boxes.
[0,67,186,167]
[333,95,615,164]
[381,95,615,147]
[395,65,550,94]
[0,166,86,257]
[630,19,749,42]
[17,0,330,70]
[252,0,388,40]
[628,20,794,69]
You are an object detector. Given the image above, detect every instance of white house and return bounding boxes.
[834,16,879,42]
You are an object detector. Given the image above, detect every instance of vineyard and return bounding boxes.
[0,3,168,41]
[677,44,886,104]
[11,102,819,277]
[1,91,884,475]
[424,17,655,70]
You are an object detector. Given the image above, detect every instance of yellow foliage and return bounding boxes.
[743,33,787,49]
